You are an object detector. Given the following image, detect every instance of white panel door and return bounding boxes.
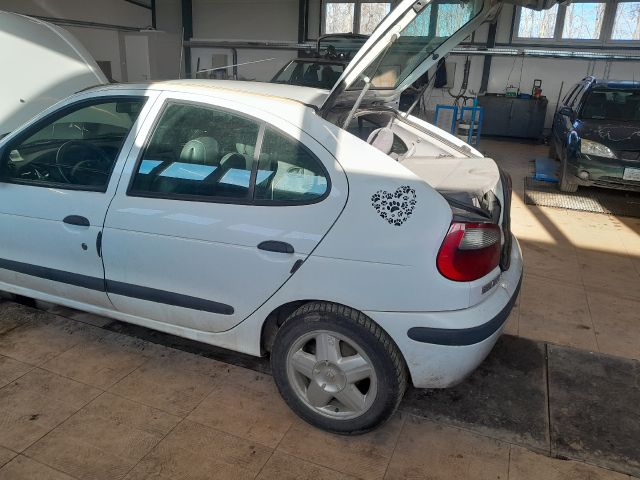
[102,92,348,333]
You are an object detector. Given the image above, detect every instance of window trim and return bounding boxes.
[0,95,148,194]
[126,99,332,207]
[512,1,640,46]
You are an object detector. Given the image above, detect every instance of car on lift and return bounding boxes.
[551,76,640,193]
[0,0,560,434]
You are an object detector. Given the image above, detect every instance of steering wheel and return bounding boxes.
[55,140,112,185]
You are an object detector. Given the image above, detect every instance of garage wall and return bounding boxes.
[0,0,152,81]
[424,5,640,131]
[189,0,300,81]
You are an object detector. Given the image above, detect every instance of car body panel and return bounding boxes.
[0,89,159,309]
[101,89,349,333]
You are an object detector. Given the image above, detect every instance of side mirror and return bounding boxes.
[558,106,573,117]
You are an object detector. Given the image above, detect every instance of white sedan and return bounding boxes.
[0,0,530,433]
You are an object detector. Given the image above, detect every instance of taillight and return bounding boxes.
[437,222,501,282]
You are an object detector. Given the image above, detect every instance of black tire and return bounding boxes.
[271,302,407,435]
[559,157,579,193]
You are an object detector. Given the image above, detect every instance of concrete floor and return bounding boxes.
[0,138,638,479]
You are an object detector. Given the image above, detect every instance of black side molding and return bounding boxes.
[0,257,234,316]
[105,280,234,315]
[0,257,105,291]
[407,275,522,347]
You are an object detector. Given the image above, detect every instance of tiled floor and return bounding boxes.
[0,139,638,479]
[485,139,640,361]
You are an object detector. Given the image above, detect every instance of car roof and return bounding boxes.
[583,77,640,89]
[93,80,331,109]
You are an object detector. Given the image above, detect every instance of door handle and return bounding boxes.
[63,215,90,227]
[257,241,294,254]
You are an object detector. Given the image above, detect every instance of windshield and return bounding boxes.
[272,61,345,89]
[581,88,640,122]
[354,0,484,90]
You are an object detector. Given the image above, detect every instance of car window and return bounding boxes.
[130,102,260,201]
[580,88,640,122]
[254,128,329,203]
[1,97,146,191]
[273,61,344,89]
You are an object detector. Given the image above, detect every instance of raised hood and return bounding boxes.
[0,10,108,136]
[320,0,563,113]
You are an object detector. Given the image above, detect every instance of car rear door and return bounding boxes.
[0,90,158,308]
[101,91,348,334]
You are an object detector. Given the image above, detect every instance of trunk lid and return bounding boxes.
[319,0,564,114]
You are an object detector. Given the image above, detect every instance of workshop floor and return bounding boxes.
[0,139,638,480]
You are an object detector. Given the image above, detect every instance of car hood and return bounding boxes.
[320,0,565,113]
[576,119,640,151]
[0,10,107,136]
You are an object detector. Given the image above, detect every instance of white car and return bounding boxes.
[0,0,556,433]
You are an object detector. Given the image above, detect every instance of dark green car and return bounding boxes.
[550,76,640,193]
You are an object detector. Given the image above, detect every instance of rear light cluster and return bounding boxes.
[437,222,501,282]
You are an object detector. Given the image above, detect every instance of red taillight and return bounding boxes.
[437,222,501,282]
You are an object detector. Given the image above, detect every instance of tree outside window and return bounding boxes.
[562,2,606,39]
[517,5,558,39]
[611,2,640,40]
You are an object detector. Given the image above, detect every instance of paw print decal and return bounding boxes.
[371,186,417,226]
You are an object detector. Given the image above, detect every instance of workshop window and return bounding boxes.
[561,2,606,40]
[611,2,640,41]
[515,1,640,44]
[323,1,392,35]
[516,4,558,39]
[324,2,356,34]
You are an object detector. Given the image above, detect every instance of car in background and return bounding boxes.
[550,76,640,193]
[271,34,367,90]
[0,10,108,138]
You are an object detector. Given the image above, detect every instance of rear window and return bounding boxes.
[581,88,640,122]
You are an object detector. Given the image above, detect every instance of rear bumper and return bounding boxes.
[366,236,523,389]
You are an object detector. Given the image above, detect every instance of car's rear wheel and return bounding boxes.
[559,157,579,193]
[271,302,407,434]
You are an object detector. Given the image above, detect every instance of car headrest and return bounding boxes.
[180,137,219,165]
[367,127,395,155]
[235,143,255,157]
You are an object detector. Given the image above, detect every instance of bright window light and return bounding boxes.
[517,5,559,38]
[562,2,606,40]
[359,3,391,34]
[325,2,356,34]
[611,2,640,40]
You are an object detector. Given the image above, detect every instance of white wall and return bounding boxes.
[0,0,152,81]
[190,0,300,81]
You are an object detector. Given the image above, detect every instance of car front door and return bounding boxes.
[101,92,348,334]
[0,91,157,308]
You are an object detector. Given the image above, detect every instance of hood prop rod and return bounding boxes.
[341,39,396,129]
[342,77,372,129]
